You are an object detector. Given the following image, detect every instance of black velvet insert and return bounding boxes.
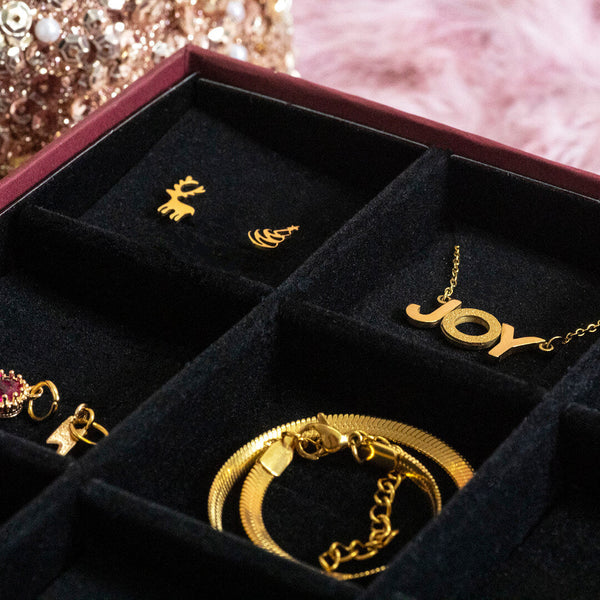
[21,76,423,288]
[20,75,199,220]
[0,269,190,446]
[78,105,365,286]
[286,148,600,387]
[2,67,600,599]
[0,468,84,599]
[0,432,65,526]
[357,334,600,600]
[13,204,268,349]
[74,297,541,586]
[38,479,359,600]
[463,403,600,600]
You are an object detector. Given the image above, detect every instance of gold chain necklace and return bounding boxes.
[405,245,600,359]
[208,413,473,580]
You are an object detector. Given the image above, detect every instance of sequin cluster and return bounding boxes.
[0,0,296,177]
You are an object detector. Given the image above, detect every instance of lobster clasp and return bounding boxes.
[297,413,347,457]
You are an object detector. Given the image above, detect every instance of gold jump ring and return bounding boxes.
[27,380,60,422]
[69,407,109,446]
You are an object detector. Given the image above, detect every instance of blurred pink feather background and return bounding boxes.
[292,0,600,174]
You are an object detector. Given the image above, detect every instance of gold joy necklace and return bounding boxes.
[405,245,600,360]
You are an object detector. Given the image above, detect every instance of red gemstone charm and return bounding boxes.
[0,370,28,418]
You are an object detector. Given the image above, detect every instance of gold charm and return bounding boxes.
[46,404,108,456]
[0,369,59,420]
[248,226,299,249]
[157,176,206,222]
[46,416,79,456]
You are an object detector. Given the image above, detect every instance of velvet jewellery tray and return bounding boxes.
[1,51,600,600]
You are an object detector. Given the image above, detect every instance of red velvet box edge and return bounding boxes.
[1,45,599,211]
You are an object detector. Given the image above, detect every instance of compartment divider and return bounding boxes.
[276,297,544,464]
[13,204,270,349]
[359,394,563,600]
[280,145,600,388]
[75,298,283,506]
[193,77,425,192]
[281,146,449,311]
[460,400,600,599]
[0,430,67,527]
[37,478,359,600]
[561,403,600,496]
[0,466,85,600]
[63,294,548,597]
[1,62,598,599]
[358,336,600,600]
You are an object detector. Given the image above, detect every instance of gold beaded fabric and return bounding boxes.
[0,0,296,177]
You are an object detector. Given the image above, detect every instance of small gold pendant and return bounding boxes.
[157,176,206,222]
[46,415,80,456]
[248,226,299,249]
[405,299,544,359]
[46,404,108,456]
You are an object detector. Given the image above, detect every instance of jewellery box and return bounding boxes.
[2,46,600,599]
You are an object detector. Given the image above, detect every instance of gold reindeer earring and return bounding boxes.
[157,176,206,222]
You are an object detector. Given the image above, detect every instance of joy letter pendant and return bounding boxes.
[405,299,545,359]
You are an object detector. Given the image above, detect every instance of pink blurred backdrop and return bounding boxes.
[293,0,600,175]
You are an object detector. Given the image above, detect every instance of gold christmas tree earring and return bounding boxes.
[248,226,299,249]
[0,369,59,421]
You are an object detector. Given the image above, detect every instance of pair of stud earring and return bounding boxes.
[157,177,300,249]
[1,369,108,455]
